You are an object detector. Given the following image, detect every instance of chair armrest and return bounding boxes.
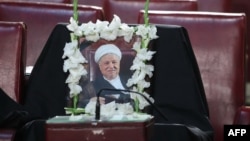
[234,106,250,124]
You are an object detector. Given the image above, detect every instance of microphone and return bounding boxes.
[95,88,168,122]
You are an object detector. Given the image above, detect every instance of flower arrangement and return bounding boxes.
[63,0,157,117]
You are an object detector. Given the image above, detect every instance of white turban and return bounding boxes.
[94,44,122,63]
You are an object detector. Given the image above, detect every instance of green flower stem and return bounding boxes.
[144,0,150,26]
[135,97,140,113]
[72,0,79,114]
[72,0,79,42]
[64,0,85,116]
[73,0,78,21]
[73,94,78,109]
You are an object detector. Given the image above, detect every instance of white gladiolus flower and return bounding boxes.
[130,57,145,70]
[63,59,78,72]
[116,103,134,115]
[109,15,122,29]
[65,73,82,83]
[135,47,156,61]
[130,92,147,110]
[149,25,158,39]
[84,101,96,114]
[80,21,96,35]
[69,64,87,78]
[132,41,141,51]
[101,101,117,116]
[80,22,101,42]
[143,64,154,78]
[68,49,87,64]
[95,20,109,32]
[85,33,100,42]
[137,79,151,89]
[62,40,78,59]
[67,17,82,36]
[126,78,134,88]
[118,24,134,42]
[131,88,154,109]
[100,26,119,41]
[128,70,141,84]
[68,83,82,97]
[99,15,122,41]
[136,25,149,37]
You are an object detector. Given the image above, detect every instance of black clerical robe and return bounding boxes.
[92,75,131,104]
[76,75,131,108]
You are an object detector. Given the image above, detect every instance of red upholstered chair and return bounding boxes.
[231,0,250,84]
[0,21,26,103]
[198,0,231,12]
[104,0,198,24]
[72,0,104,7]
[0,0,71,3]
[0,21,27,141]
[234,106,250,124]
[0,1,104,79]
[153,0,232,12]
[138,11,248,141]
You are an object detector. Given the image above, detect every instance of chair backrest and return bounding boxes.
[0,0,70,3]
[104,0,198,24]
[0,21,26,103]
[138,11,247,141]
[231,0,250,83]
[0,1,104,75]
[198,0,231,12]
[73,0,104,7]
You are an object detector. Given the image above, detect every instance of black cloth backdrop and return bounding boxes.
[23,23,70,119]
[0,23,214,141]
[150,25,214,141]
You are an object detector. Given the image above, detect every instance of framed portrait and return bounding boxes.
[75,35,141,106]
[80,36,139,83]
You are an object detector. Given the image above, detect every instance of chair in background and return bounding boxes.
[138,0,232,12]
[138,10,248,141]
[231,0,250,87]
[0,21,26,103]
[0,1,104,80]
[72,0,104,7]
[197,0,231,12]
[0,21,27,141]
[104,0,198,24]
[0,0,70,3]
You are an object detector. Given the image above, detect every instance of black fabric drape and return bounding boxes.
[23,23,71,119]
[149,25,213,141]
[0,23,214,141]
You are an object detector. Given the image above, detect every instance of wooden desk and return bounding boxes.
[46,116,154,141]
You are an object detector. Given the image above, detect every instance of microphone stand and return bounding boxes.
[95,88,168,122]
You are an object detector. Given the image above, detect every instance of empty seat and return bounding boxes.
[104,0,198,24]
[0,21,26,103]
[138,10,248,141]
[73,0,104,7]
[198,0,231,12]
[231,0,250,84]
[0,1,104,77]
[0,0,70,3]
[0,21,27,141]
